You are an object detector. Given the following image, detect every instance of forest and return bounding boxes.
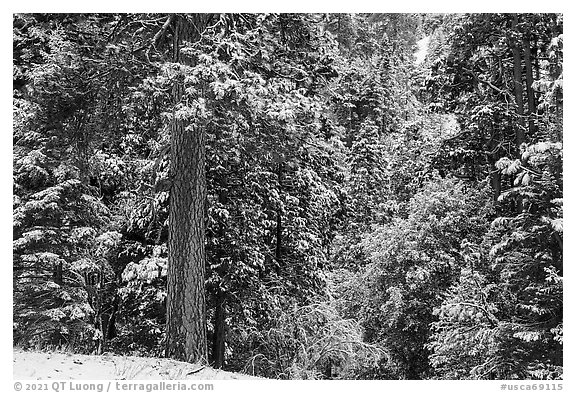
[13,13,563,380]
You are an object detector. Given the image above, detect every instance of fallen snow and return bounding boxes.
[13,349,261,380]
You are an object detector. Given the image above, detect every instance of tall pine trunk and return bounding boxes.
[166,14,208,364]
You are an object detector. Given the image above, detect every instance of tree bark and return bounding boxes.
[166,14,208,364]
[511,15,526,147]
[550,16,563,142]
[275,162,283,270]
[211,291,226,368]
[490,160,502,202]
[211,179,228,368]
[534,39,543,124]
[105,297,118,341]
[523,35,537,136]
[53,261,63,285]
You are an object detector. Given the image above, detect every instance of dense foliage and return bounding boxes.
[13,13,562,380]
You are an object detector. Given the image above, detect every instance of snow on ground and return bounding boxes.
[13,349,261,380]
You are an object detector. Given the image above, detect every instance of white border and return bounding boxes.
[4,5,572,392]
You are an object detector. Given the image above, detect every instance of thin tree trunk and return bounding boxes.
[551,17,563,142]
[487,126,502,201]
[523,35,536,136]
[275,210,282,263]
[53,261,63,285]
[105,297,118,341]
[275,162,283,269]
[534,40,543,132]
[509,15,528,213]
[511,15,526,147]
[491,166,502,202]
[555,79,563,142]
[166,14,208,364]
[211,181,228,368]
[211,292,226,368]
